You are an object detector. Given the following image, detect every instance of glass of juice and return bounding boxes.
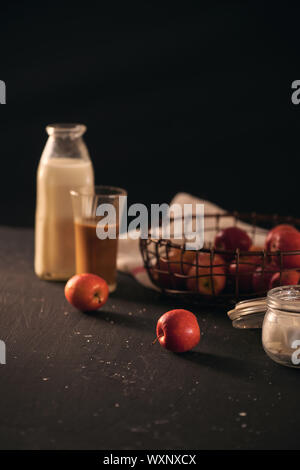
[70,185,127,292]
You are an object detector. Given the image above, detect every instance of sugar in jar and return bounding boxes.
[262,286,300,368]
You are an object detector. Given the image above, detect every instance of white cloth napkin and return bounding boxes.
[117,192,267,289]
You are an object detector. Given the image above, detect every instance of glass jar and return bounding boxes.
[34,123,94,281]
[262,286,300,368]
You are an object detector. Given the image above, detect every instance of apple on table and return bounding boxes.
[65,273,109,311]
[155,309,201,353]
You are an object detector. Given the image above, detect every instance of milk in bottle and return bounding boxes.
[34,124,94,280]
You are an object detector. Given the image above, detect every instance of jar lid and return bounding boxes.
[227,297,267,329]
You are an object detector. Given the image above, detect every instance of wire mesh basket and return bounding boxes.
[139,212,300,306]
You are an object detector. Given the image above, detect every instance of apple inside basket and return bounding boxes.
[139,212,300,305]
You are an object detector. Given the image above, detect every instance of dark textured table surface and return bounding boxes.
[0,226,300,450]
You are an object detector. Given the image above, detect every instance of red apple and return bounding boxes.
[214,227,252,260]
[158,248,195,275]
[180,250,196,275]
[156,309,200,353]
[152,248,195,289]
[65,273,109,311]
[269,271,300,289]
[229,256,260,293]
[267,229,300,268]
[186,253,226,296]
[265,224,298,252]
[252,264,278,293]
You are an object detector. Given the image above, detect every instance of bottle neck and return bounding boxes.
[41,124,91,163]
[46,123,86,140]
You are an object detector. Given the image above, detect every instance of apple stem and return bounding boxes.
[94,293,102,304]
[152,334,163,345]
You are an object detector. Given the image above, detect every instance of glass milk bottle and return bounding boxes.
[34,124,94,280]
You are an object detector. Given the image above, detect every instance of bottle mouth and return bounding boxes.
[267,285,300,314]
[46,123,86,138]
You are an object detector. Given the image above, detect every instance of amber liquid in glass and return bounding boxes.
[74,219,119,291]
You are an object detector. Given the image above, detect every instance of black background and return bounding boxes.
[1,2,300,227]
